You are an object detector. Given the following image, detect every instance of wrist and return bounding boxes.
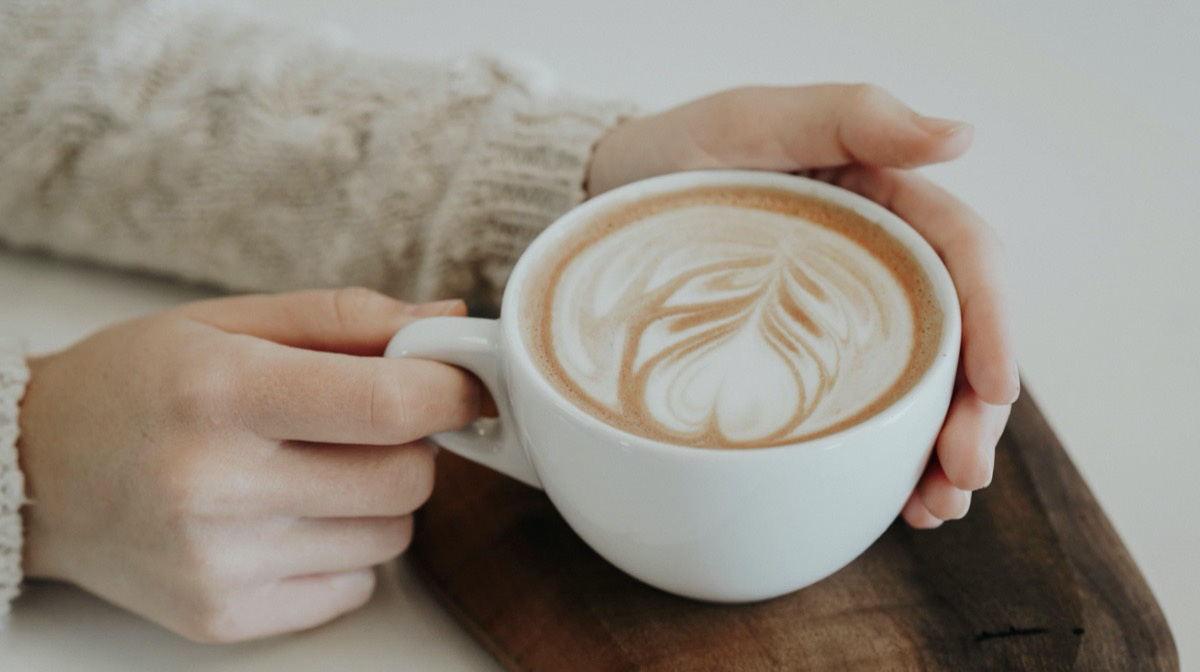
[586,116,642,198]
[13,354,68,582]
[587,92,744,198]
[586,111,695,197]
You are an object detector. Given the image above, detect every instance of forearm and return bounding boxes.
[0,0,631,308]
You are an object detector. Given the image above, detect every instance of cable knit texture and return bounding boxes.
[0,342,30,623]
[0,0,634,618]
[0,0,632,306]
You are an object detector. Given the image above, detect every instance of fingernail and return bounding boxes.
[981,436,998,489]
[1007,364,1022,404]
[979,458,995,490]
[410,299,465,317]
[915,115,970,137]
[951,489,972,520]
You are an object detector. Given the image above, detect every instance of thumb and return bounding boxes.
[181,288,467,355]
[677,84,973,172]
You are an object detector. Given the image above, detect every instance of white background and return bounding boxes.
[2,1,1196,669]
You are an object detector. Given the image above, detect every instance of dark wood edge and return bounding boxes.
[1008,390,1178,670]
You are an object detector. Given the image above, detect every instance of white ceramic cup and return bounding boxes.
[386,170,961,602]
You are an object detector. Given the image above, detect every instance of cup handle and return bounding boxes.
[384,317,543,489]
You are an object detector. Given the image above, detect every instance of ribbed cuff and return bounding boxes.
[0,342,30,623]
[415,67,637,313]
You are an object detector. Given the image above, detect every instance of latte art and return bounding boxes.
[525,186,942,448]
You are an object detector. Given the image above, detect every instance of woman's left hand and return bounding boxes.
[588,84,1019,527]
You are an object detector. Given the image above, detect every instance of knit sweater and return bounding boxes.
[0,0,632,619]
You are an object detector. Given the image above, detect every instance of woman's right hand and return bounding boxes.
[17,289,479,642]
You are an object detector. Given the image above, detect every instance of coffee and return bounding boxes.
[522,185,943,449]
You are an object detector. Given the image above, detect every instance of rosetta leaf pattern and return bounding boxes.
[555,206,909,447]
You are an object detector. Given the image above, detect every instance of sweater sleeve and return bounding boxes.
[0,0,636,619]
[0,342,30,623]
[0,0,635,310]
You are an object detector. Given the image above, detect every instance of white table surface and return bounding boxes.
[2,1,1196,669]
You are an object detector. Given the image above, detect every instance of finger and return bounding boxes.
[192,569,376,642]
[235,341,480,444]
[833,166,1020,404]
[917,460,972,521]
[183,287,466,355]
[901,491,943,529]
[681,84,972,173]
[775,84,974,168]
[256,516,414,578]
[936,384,1011,490]
[266,440,436,518]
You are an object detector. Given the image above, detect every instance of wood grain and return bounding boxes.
[409,390,1178,671]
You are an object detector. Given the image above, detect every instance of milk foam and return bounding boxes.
[542,203,916,447]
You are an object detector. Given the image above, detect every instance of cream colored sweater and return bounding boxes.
[0,0,631,619]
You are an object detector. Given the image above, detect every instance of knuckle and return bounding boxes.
[917,480,949,520]
[716,85,765,107]
[181,537,235,592]
[339,569,378,611]
[952,492,972,520]
[167,355,233,426]
[960,215,998,251]
[708,86,747,111]
[156,450,218,520]
[174,555,246,643]
[371,364,480,440]
[366,446,436,516]
[383,515,416,557]
[846,83,889,109]
[937,437,988,493]
[388,446,436,513]
[962,206,1003,252]
[329,286,389,332]
[182,599,247,644]
[925,499,952,521]
[439,368,483,429]
[954,459,993,492]
[931,490,969,521]
[155,441,249,520]
[945,226,986,266]
[369,369,414,440]
[983,225,1007,261]
[704,87,754,132]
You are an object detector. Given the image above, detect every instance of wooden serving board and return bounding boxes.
[409,390,1178,671]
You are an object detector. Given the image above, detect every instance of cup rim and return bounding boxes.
[500,169,962,458]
